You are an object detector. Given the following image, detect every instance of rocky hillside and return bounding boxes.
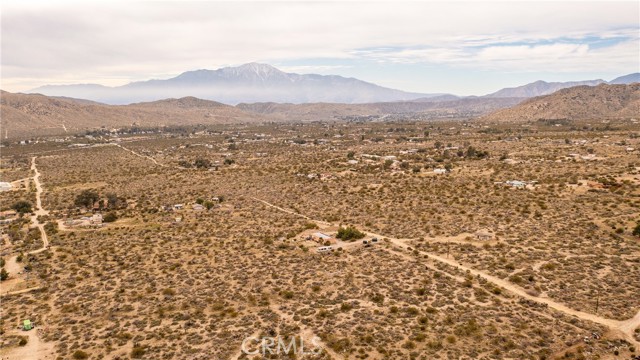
[0,91,262,139]
[480,83,640,122]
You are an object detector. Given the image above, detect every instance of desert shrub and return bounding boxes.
[194,158,211,168]
[304,222,319,230]
[131,346,146,358]
[340,303,353,312]
[162,288,176,296]
[18,336,28,346]
[402,340,416,349]
[12,200,32,214]
[336,226,365,241]
[103,212,118,223]
[72,350,89,359]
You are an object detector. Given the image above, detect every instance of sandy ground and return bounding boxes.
[2,157,55,358]
[255,197,640,347]
[0,328,55,360]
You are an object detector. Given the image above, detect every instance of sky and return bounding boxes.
[1,0,639,96]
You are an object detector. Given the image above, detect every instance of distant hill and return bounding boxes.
[485,79,606,98]
[0,91,262,139]
[609,73,640,85]
[480,83,640,122]
[30,63,430,105]
[237,97,523,121]
[485,73,639,98]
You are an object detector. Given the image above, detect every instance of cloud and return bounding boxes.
[1,1,638,91]
[352,35,639,73]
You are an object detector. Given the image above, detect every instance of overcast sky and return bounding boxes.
[1,1,638,95]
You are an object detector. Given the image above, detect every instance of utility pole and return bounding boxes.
[595,290,599,315]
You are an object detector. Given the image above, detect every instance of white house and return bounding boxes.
[0,182,12,191]
[91,213,103,225]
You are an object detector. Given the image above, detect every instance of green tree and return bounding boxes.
[194,158,211,168]
[633,223,640,237]
[336,226,366,241]
[103,212,118,223]
[75,189,99,208]
[466,146,477,158]
[12,200,32,214]
[106,193,121,209]
[0,268,8,281]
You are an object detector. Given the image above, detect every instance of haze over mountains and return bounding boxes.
[29,63,638,105]
[3,63,638,139]
[30,63,430,105]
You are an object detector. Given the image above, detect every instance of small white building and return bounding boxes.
[313,232,332,240]
[506,180,526,188]
[317,246,334,253]
[0,182,12,191]
[433,168,447,174]
[91,213,103,225]
[475,230,494,241]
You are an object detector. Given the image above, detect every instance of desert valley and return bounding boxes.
[1,1,640,359]
[1,68,640,359]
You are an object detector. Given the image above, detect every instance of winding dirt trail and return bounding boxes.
[30,156,50,252]
[114,143,167,167]
[0,157,55,359]
[0,328,55,360]
[2,157,50,296]
[253,197,640,346]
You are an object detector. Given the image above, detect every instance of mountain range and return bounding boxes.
[484,73,639,98]
[5,82,638,140]
[29,63,639,105]
[30,63,431,105]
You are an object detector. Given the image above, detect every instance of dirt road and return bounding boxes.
[30,156,50,252]
[0,328,55,360]
[254,197,640,346]
[114,143,167,167]
[2,157,50,295]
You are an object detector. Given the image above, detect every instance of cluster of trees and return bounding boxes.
[336,226,366,241]
[194,196,224,210]
[74,190,126,210]
[12,200,32,214]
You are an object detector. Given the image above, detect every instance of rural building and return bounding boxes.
[0,182,12,191]
[433,168,447,174]
[91,213,103,225]
[475,230,494,241]
[313,232,332,240]
[506,180,526,188]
